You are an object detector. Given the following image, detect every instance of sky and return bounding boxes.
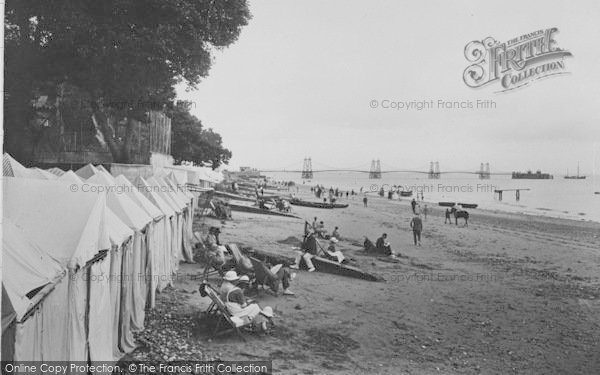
[176,0,600,175]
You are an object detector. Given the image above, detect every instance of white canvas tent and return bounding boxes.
[4,177,111,362]
[111,163,154,181]
[165,173,195,259]
[3,220,65,322]
[3,153,33,178]
[147,176,185,265]
[75,163,100,180]
[57,168,135,361]
[46,167,65,177]
[135,176,180,276]
[1,154,166,365]
[87,172,152,334]
[114,174,168,308]
[163,164,223,186]
[27,167,57,180]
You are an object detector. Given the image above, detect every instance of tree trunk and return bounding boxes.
[91,106,128,163]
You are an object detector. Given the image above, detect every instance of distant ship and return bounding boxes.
[564,163,586,179]
[512,170,553,179]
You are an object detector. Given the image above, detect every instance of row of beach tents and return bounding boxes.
[1,153,215,366]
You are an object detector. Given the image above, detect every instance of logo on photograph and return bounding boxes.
[463,28,572,92]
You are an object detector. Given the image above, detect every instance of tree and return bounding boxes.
[169,101,232,169]
[5,0,250,163]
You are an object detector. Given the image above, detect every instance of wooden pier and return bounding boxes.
[494,188,531,201]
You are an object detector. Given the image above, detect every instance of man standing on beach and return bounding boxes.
[445,208,452,224]
[363,196,368,207]
[411,199,417,214]
[410,214,423,246]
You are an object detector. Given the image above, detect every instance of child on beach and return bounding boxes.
[252,307,275,335]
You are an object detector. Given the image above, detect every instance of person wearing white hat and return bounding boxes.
[220,270,262,323]
[252,306,275,335]
[325,237,346,264]
[219,270,240,301]
[237,275,252,297]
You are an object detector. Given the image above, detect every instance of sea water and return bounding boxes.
[264,171,600,223]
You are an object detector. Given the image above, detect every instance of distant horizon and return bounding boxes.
[176,0,600,176]
[220,161,595,177]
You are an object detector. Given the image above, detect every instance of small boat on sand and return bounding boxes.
[290,199,349,209]
[459,203,478,209]
[438,202,456,207]
[214,190,255,202]
[228,203,301,219]
[290,199,334,209]
[310,256,383,282]
[331,203,349,208]
[399,191,413,197]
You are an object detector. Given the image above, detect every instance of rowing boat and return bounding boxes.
[310,256,383,282]
[438,202,456,207]
[213,190,256,202]
[331,203,349,208]
[290,199,334,209]
[458,203,478,209]
[228,203,301,219]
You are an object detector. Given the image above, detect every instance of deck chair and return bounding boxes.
[194,232,225,280]
[249,257,277,294]
[204,285,251,341]
[196,192,214,217]
[225,243,254,276]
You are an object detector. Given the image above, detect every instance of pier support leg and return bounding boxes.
[498,191,502,201]
[516,190,520,201]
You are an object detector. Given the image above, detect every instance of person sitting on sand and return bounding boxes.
[375,233,393,256]
[325,237,346,263]
[332,226,341,240]
[315,220,328,238]
[252,306,275,335]
[291,231,317,272]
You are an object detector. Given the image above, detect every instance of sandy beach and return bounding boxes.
[132,186,600,374]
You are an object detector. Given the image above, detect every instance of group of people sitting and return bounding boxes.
[310,217,342,240]
[204,226,296,293]
[201,226,297,334]
[291,220,348,272]
[364,232,397,257]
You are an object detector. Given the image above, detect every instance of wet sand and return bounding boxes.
[136,186,600,374]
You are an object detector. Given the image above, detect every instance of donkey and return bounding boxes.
[451,207,469,226]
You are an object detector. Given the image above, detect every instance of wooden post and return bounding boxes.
[516,190,520,201]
